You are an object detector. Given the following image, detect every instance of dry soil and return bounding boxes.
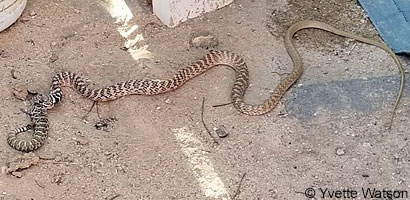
[1,0,410,199]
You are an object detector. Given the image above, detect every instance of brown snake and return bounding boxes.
[8,20,405,152]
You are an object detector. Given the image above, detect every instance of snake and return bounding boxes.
[7,20,405,152]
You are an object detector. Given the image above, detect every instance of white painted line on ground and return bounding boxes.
[172,127,230,200]
[98,0,151,60]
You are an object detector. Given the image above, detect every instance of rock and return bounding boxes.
[11,171,23,178]
[29,10,37,17]
[190,32,219,49]
[54,155,62,162]
[215,125,229,138]
[13,83,28,100]
[95,118,117,132]
[73,137,89,145]
[335,148,345,156]
[52,173,64,185]
[11,69,21,79]
[362,142,371,148]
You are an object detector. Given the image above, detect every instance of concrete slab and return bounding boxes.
[153,0,233,27]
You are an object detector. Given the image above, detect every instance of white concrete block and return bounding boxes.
[153,0,233,27]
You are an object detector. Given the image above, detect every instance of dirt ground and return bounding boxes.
[1,0,410,199]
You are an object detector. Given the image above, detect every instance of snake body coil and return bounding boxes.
[8,21,404,152]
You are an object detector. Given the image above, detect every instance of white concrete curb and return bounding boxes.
[153,0,233,28]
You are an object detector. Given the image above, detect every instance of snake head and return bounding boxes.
[30,94,54,109]
[31,94,47,104]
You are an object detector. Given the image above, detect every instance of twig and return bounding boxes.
[82,101,101,120]
[232,173,247,200]
[212,102,232,108]
[34,179,45,189]
[346,42,357,55]
[105,194,120,200]
[201,97,218,144]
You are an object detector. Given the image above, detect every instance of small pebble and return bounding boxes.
[11,69,20,79]
[55,156,62,162]
[362,142,371,148]
[335,148,345,156]
[190,32,219,49]
[343,40,350,47]
[215,125,229,138]
[29,10,36,17]
[73,137,89,145]
[52,173,64,185]
[11,171,23,178]
[95,118,117,131]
